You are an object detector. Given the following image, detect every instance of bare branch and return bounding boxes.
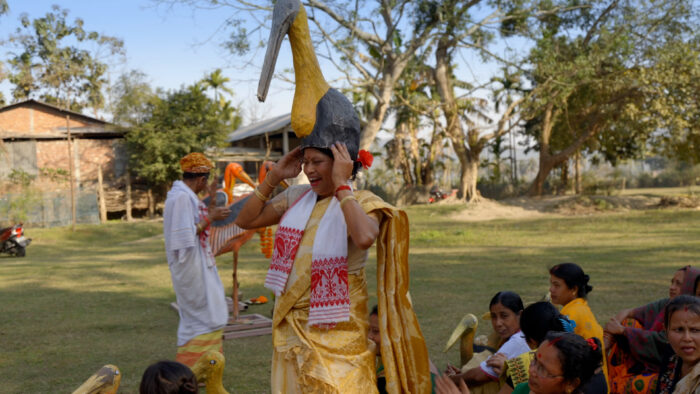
[305,0,382,45]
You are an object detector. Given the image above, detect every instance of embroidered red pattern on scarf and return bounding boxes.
[198,204,212,258]
[309,256,350,325]
[264,225,304,292]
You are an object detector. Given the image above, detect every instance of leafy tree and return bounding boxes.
[109,70,160,127]
[125,81,240,189]
[4,5,124,114]
[384,55,445,188]
[516,0,698,196]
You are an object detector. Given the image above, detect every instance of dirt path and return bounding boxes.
[447,193,698,222]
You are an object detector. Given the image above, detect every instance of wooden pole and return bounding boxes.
[97,165,107,223]
[232,251,239,321]
[147,188,155,219]
[125,168,133,222]
[66,115,76,231]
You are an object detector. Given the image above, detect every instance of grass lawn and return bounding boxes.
[1,206,699,393]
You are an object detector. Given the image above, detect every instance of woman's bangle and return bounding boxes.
[335,185,352,197]
[254,187,270,202]
[264,177,276,189]
[339,195,357,208]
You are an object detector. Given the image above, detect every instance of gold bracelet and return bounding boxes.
[339,195,357,208]
[254,187,270,202]
[264,177,276,189]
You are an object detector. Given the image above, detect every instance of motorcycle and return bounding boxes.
[428,186,447,203]
[0,223,31,257]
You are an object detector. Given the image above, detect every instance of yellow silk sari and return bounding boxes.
[270,189,430,393]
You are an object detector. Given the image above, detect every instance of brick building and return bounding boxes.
[0,99,127,190]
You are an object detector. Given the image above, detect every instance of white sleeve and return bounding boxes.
[165,194,196,252]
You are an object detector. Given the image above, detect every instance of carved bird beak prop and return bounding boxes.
[258,0,300,102]
[257,0,360,157]
[444,313,478,353]
[72,365,121,394]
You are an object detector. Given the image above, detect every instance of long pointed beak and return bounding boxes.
[443,314,478,352]
[236,170,256,189]
[257,0,300,102]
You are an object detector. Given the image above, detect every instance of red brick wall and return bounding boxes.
[0,103,98,135]
[35,139,123,188]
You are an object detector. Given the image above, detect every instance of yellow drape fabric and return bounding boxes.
[373,200,432,394]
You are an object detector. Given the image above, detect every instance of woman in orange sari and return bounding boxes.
[604,266,700,393]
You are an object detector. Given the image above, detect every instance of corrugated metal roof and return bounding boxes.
[226,113,291,142]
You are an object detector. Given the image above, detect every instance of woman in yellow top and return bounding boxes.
[549,262,609,392]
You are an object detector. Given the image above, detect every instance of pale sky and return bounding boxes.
[0,0,528,133]
[0,0,295,124]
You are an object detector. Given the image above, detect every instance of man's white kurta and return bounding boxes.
[163,180,228,346]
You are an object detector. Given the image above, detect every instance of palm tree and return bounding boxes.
[202,69,233,107]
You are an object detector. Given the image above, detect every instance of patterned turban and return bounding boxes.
[180,152,214,173]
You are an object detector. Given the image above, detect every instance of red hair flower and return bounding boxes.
[586,338,598,351]
[357,149,374,169]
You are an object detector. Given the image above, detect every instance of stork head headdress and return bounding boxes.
[257,0,361,161]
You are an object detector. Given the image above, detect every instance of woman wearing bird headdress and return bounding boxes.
[236,3,429,392]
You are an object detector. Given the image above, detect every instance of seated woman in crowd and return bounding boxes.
[493,301,568,393]
[605,266,700,393]
[495,301,606,394]
[513,332,604,394]
[549,262,608,386]
[447,292,529,392]
[436,333,605,394]
[655,295,700,394]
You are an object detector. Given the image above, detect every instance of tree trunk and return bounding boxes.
[575,150,582,194]
[459,154,481,202]
[559,161,569,195]
[530,153,557,197]
[147,188,155,219]
[358,67,402,150]
[393,122,414,185]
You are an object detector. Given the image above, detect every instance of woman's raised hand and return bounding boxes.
[271,146,303,181]
[330,142,353,188]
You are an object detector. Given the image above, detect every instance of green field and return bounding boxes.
[1,206,699,393]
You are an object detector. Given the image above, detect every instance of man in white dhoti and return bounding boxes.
[163,152,230,366]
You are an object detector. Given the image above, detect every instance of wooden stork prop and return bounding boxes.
[258,0,361,159]
[205,162,279,321]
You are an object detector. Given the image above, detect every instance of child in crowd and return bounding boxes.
[139,361,198,394]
